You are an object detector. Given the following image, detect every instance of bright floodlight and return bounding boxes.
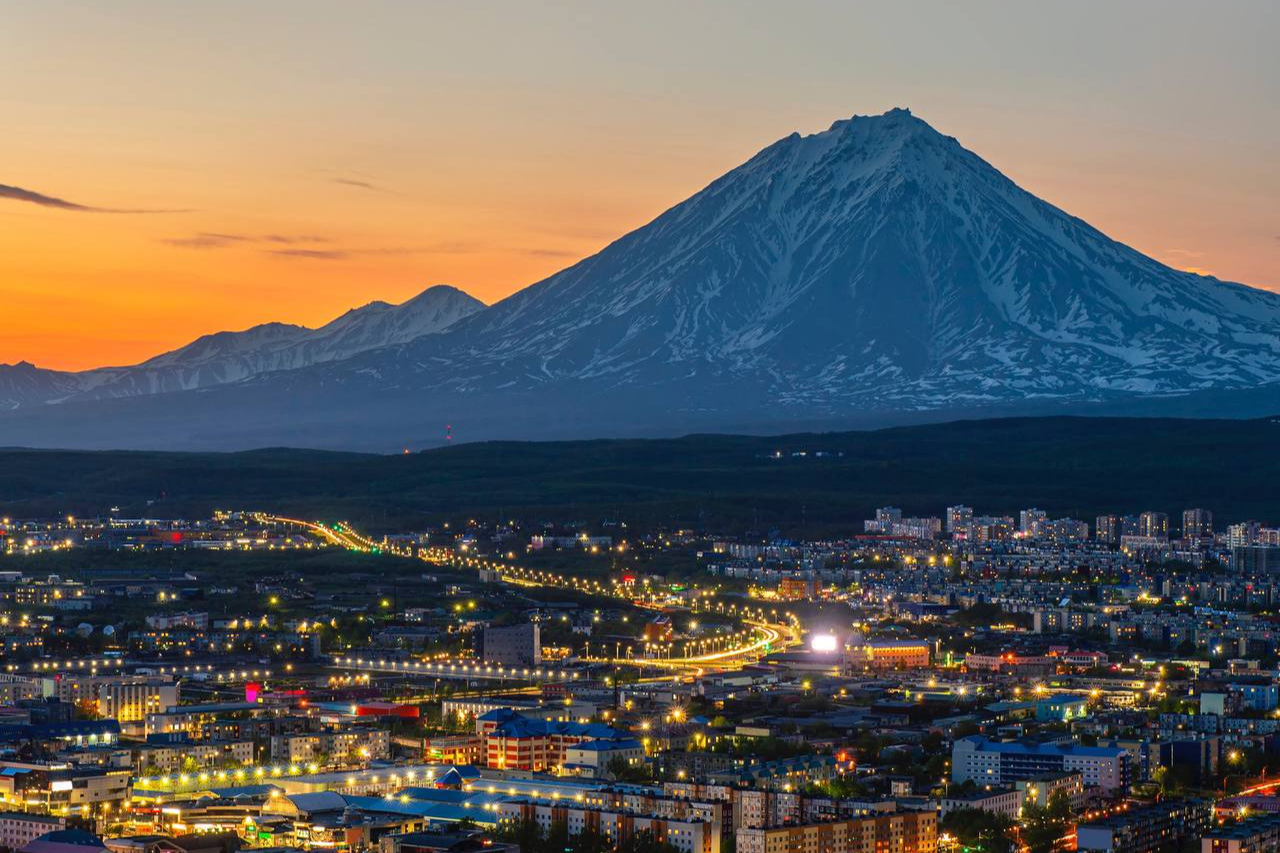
[811,633,838,653]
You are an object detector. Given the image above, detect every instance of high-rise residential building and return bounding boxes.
[1020,508,1047,537]
[1228,522,1262,548]
[1120,515,1142,537]
[1138,511,1170,539]
[1041,518,1089,543]
[1095,515,1120,545]
[863,507,903,534]
[1231,545,1280,574]
[946,505,974,536]
[973,517,1016,542]
[891,517,943,540]
[1182,508,1214,539]
[481,622,542,666]
[876,507,902,525]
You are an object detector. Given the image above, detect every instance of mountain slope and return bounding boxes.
[1,108,1279,449]
[0,284,483,409]
[344,108,1280,407]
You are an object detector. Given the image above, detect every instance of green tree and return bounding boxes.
[1021,790,1073,853]
[617,830,681,853]
[939,808,1014,853]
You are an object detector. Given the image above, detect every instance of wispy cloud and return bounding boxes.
[1,182,187,213]
[263,234,330,244]
[161,232,250,249]
[331,177,389,193]
[162,229,580,263]
[162,232,332,250]
[267,248,350,261]
[266,246,423,261]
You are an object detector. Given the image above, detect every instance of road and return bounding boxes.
[259,513,806,671]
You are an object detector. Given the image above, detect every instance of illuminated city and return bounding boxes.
[2,4,1277,853]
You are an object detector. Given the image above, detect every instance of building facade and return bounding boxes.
[737,811,936,853]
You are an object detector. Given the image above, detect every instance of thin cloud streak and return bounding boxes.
[1,182,187,213]
[164,229,582,262]
[332,177,389,193]
[267,248,349,261]
[162,232,333,249]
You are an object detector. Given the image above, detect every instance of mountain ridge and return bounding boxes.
[0,284,484,409]
[2,108,1279,449]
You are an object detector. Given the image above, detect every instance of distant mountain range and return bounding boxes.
[4,108,1280,451]
[0,284,483,409]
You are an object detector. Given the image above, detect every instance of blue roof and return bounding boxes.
[569,738,643,752]
[393,787,475,804]
[480,709,623,740]
[204,784,283,799]
[343,795,497,825]
[28,830,106,847]
[434,766,483,787]
[0,720,120,742]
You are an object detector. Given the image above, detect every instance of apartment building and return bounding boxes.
[0,813,66,849]
[1203,814,1280,853]
[939,787,1021,820]
[98,679,180,722]
[39,675,178,722]
[951,736,1130,793]
[737,810,936,853]
[496,799,719,853]
[481,623,541,666]
[1077,800,1212,853]
[270,729,390,763]
[133,739,254,774]
[477,709,623,772]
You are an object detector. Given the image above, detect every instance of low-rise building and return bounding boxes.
[0,813,66,850]
[845,639,931,671]
[1076,800,1212,853]
[1203,813,1280,853]
[939,788,1021,820]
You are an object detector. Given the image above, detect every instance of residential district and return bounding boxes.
[2,505,1280,853]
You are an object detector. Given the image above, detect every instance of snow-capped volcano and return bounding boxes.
[303,108,1280,409]
[1,108,1279,449]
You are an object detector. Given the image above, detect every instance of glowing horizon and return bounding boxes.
[3,2,1276,371]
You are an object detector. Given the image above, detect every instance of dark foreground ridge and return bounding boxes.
[0,415,1276,533]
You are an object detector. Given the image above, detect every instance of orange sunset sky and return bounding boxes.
[2,2,1277,371]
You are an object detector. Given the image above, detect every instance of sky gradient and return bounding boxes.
[2,1,1277,370]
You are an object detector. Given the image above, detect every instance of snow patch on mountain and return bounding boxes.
[0,285,484,408]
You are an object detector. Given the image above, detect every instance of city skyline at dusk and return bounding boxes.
[3,1,1277,370]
